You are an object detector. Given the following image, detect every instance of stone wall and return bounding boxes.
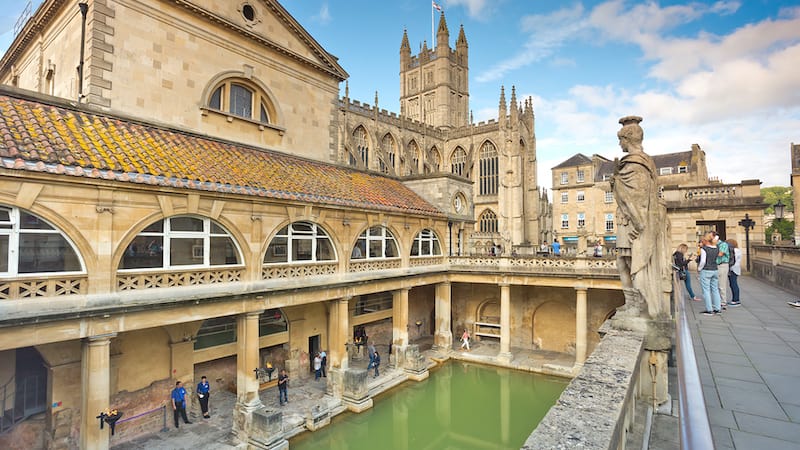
[523,325,645,449]
[752,245,800,294]
[107,378,174,446]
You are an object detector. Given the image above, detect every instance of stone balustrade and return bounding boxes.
[751,244,800,294]
[1,255,618,300]
[660,180,763,209]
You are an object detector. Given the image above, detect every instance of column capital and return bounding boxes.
[85,333,117,344]
[574,285,588,292]
[499,282,511,288]
[394,287,411,294]
[437,281,451,288]
[244,310,264,319]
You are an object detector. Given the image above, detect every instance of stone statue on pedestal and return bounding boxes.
[611,116,671,320]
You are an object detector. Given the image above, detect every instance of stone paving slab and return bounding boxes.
[675,274,800,449]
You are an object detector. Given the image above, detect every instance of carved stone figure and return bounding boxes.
[611,116,671,319]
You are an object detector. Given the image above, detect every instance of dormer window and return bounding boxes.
[659,167,673,175]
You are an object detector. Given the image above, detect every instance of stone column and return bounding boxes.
[575,287,588,366]
[328,296,350,370]
[392,288,410,349]
[499,283,512,362]
[434,282,453,350]
[233,311,264,441]
[80,333,115,450]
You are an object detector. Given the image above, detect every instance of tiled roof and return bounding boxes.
[0,90,442,217]
[653,151,692,169]
[552,153,591,169]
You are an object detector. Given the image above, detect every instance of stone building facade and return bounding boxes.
[792,142,800,244]
[552,144,764,265]
[0,2,611,449]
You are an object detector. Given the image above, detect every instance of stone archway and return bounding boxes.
[532,301,575,353]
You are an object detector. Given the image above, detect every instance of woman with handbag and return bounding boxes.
[673,243,699,301]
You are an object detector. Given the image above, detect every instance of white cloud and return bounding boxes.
[312,2,331,24]
[446,0,491,19]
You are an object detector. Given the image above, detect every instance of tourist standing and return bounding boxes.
[196,376,211,419]
[320,350,327,377]
[673,244,699,301]
[460,329,471,351]
[728,239,742,306]
[368,341,376,368]
[278,369,289,405]
[372,351,381,378]
[171,381,192,428]
[552,239,561,256]
[313,353,322,381]
[697,236,722,315]
[712,231,730,308]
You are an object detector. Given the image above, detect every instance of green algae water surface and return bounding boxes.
[290,361,568,450]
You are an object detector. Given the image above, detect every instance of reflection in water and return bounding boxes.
[290,361,567,450]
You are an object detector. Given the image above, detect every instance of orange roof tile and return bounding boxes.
[0,90,443,217]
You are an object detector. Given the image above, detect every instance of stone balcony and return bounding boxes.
[660,179,763,210]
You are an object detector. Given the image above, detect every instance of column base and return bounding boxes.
[405,368,429,381]
[247,406,287,449]
[341,368,373,413]
[232,400,266,443]
[433,331,453,351]
[305,405,331,431]
[497,352,513,364]
[343,397,374,413]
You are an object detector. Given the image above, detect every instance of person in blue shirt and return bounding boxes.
[552,239,561,256]
[171,381,192,428]
[196,376,211,419]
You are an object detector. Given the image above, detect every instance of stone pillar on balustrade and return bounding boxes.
[608,115,673,409]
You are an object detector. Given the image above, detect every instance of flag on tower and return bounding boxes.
[432,1,443,12]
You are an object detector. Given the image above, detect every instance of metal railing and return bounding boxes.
[673,275,714,449]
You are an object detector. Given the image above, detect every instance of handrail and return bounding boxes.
[673,275,714,449]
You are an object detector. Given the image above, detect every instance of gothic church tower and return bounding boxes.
[399,13,468,129]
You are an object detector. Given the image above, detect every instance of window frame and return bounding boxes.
[560,192,568,204]
[605,191,613,203]
[678,165,688,174]
[479,141,498,196]
[560,172,569,185]
[577,212,586,228]
[659,167,673,175]
[479,210,498,233]
[605,214,615,232]
[577,169,585,183]
[352,226,399,260]
[577,191,585,202]
[119,216,243,271]
[561,214,569,229]
[0,206,85,277]
[264,221,337,265]
[411,229,442,257]
[205,78,277,126]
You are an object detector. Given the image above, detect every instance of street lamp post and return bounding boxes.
[738,214,755,272]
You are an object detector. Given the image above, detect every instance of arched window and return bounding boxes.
[0,206,83,275]
[259,308,287,336]
[451,147,467,177]
[411,229,442,257]
[207,78,275,124]
[195,316,236,350]
[428,147,441,172]
[120,216,242,270]
[264,222,336,264]
[353,126,369,168]
[479,210,498,233]
[352,226,398,260]
[479,141,498,195]
[382,134,396,173]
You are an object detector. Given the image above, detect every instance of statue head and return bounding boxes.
[617,116,644,153]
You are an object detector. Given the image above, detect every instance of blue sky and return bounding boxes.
[2,0,798,193]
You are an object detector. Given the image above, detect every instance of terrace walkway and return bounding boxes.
[670,273,800,449]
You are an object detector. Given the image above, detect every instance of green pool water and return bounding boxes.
[290,361,568,450]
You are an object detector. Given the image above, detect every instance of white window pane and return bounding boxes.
[170,238,203,266]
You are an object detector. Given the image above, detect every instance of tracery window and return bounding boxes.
[352,226,398,260]
[354,126,369,168]
[479,210,497,233]
[0,206,83,275]
[411,229,442,257]
[207,78,275,124]
[382,134,397,173]
[428,147,441,172]
[119,216,242,270]
[451,147,467,177]
[264,222,336,264]
[479,141,498,195]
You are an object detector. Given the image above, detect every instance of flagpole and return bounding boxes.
[431,2,434,47]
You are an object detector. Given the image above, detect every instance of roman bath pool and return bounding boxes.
[290,361,568,449]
